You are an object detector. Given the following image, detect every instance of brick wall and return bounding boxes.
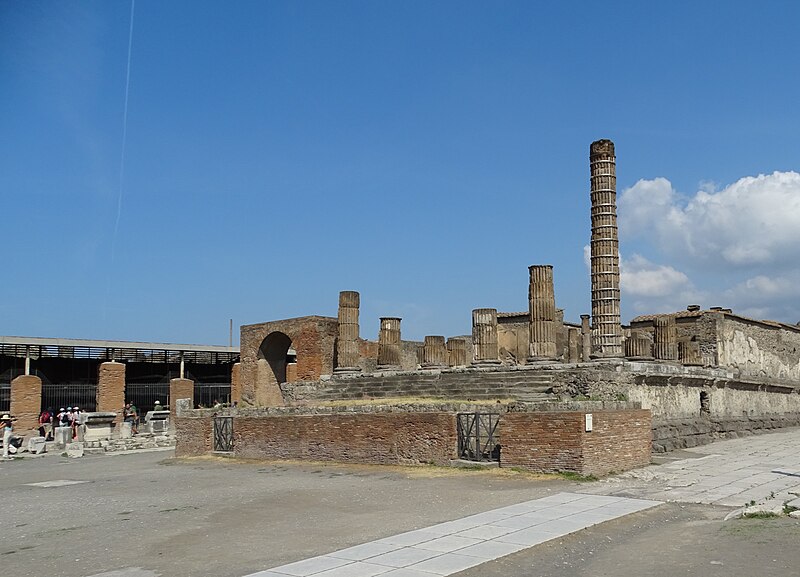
[233,413,457,465]
[581,409,652,476]
[10,375,42,432]
[97,362,125,423]
[174,416,212,457]
[501,409,652,476]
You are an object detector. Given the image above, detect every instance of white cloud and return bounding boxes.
[620,254,691,298]
[616,171,800,324]
[619,171,800,268]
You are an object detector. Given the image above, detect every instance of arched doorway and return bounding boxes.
[255,332,293,405]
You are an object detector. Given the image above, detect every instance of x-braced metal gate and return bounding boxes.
[457,412,500,462]
[213,416,233,452]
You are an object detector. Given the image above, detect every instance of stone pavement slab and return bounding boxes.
[243,493,661,577]
[589,428,800,511]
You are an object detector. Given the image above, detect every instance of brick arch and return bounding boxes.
[239,316,338,407]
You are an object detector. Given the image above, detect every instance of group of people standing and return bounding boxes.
[37,406,86,441]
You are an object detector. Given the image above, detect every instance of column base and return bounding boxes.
[333,367,362,374]
[472,359,501,366]
[526,356,558,364]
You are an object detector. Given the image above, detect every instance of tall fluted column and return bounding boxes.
[422,336,447,368]
[580,314,591,362]
[447,338,468,367]
[335,290,362,373]
[653,315,678,360]
[590,139,623,358]
[472,308,500,365]
[528,265,557,361]
[377,317,402,369]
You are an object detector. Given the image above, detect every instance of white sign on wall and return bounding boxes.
[585,413,593,432]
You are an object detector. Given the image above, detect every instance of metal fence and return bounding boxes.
[194,383,231,408]
[125,383,171,415]
[41,383,97,413]
[0,383,10,412]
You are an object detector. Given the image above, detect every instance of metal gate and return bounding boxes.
[213,416,233,452]
[457,413,500,462]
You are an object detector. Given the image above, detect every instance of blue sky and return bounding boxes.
[2,1,799,346]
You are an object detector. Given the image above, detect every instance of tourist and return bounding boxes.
[2,414,15,460]
[38,408,51,439]
[129,402,139,434]
[123,402,139,435]
[153,400,163,411]
[58,407,71,428]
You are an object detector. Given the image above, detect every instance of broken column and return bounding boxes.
[625,330,654,360]
[9,374,42,432]
[589,139,623,358]
[472,308,500,365]
[170,378,195,414]
[567,328,581,363]
[679,340,703,366]
[377,317,402,369]
[97,361,125,425]
[421,336,447,369]
[653,315,678,361]
[580,314,591,362]
[335,290,362,373]
[447,338,468,367]
[527,265,557,362]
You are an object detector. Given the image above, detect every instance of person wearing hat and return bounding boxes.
[2,414,15,460]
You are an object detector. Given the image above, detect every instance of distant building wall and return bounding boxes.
[717,316,800,381]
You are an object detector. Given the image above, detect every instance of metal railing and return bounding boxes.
[125,382,170,415]
[457,413,501,462]
[0,383,10,412]
[41,383,97,412]
[194,383,231,408]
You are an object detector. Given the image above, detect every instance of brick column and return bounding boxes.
[170,378,195,415]
[10,375,42,432]
[589,139,623,358]
[421,336,447,368]
[528,265,557,362]
[446,338,468,367]
[377,317,402,369]
[230,362,242,404]
[653,316,678,360]
[472,308,500,365]
[97,361,126,423]
[335,290,362,373]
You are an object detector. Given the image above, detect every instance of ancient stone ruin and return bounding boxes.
[176,139,800,473]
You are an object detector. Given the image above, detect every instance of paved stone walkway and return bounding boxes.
[245,493,661,577]
[593,428,800,511]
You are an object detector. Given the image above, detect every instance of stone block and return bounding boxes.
[65,442,84,458]
[119,421,132,439]
[84,411,117,441]
[54,427,72,449]
[27,436,47,454]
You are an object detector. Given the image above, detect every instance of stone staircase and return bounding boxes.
[307,370,554,403]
